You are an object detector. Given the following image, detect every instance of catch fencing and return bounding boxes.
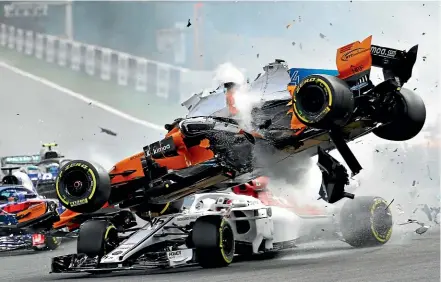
[0,23,212,104]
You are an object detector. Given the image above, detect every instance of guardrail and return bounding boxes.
[0,23,212,104]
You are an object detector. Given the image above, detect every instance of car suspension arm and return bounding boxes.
[328,128,363,176]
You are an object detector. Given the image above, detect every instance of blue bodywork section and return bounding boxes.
[0,185,54,251]
[288,68,339,86]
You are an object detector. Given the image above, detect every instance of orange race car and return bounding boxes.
[54,36,426,221]
[0,168,137,243]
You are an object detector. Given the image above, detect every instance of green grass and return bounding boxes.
[0,46,186,125]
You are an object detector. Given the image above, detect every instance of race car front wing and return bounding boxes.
[51,248,196,273]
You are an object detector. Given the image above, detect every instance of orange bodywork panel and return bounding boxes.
[52,202,111,231]
[15,201,48,223]
[226,90,239,116]
[109,127,215,185]
[336,35,373,80]
[287,85,307,132]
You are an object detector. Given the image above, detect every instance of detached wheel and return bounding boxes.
[77,220,118,257]
[340,196,393,248]
[292,74,354,129]
[55,160,110,213]
[373,88,426,141]
[192,216,235,268]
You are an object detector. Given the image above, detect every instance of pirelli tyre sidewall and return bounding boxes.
[77,220,118,258]
[340,196,393,248]
[55,160,111,214]
[292,74,354,129]
[192,216,235,268]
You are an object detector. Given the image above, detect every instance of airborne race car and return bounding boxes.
[51,36,425,271]
[51,178,393,273]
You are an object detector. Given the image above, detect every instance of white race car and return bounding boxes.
[51,178,393,273]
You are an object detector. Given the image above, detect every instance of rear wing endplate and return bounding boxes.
[336,36,418,87]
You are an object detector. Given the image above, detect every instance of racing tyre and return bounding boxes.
[55,160,111,213]
[77,220,118,257]
[192,216,235,268]
[292,74,354,129]
[373,88,426,141]
[340,196,393,248]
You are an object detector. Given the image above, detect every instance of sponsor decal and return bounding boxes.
[143,136,176,159]
[370,46,397,58]
[176,215,199,221]
[340,48,369,61]
[167,250,182,259]
[339,43,355,53]
[350,64,364,74]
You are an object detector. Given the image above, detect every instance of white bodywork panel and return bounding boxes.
[100,192,335,266]
[181,61,292,118]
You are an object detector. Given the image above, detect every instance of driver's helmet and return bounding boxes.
[194,198,216,211]
[46,163,60,176]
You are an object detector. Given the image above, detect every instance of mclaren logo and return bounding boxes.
[341,48,369,61]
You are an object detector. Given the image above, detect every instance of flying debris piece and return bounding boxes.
[286,23,292,29]
[427,165,432,180]
[412,180,416,186]
[319,33,326,39]
[415,225,430,235]
[299,43,303,50]
[99,127,117,136]
[396,204,404,214]
[329,23,333,26]
[385,199,394,210]
[421,204,433,221]
[186,19,191,27]
[292,41,296,46]
[399,219,431,235]
[422,32,425,35]
[422,56,427,61]
[393,148,398,152]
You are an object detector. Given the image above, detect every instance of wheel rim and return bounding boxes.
[372,202,393,240]
[103,229,118,255]
[297,85,327,114]
[63,169,90,197]
[222,225,234,255]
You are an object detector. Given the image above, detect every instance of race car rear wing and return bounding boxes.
[336,35,418,88]
[370,44,418,85]
[0,155,41,167]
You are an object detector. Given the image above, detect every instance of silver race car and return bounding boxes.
[51,180,392,273]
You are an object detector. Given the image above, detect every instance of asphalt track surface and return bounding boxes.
[0,63,440,282]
